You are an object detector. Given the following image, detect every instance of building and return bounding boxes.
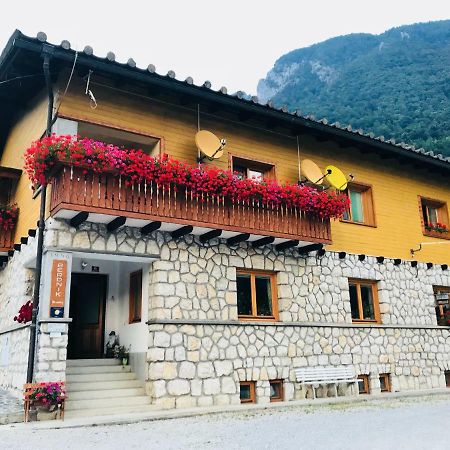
[0,31,449,417]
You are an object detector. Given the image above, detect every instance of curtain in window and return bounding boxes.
[350,191,364,223]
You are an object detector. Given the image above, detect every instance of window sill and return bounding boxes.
[351,320,381,325]
[340,219,376,228]
[423,230,450,240]
[238,315,278,322]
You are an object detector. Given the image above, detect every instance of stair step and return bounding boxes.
[66,359,120,367]
[65,395,151,411]
[66,372,136,383]
[67,379,143,392]
[68,387,146,400]
[64,404,158,419]
[67,365,132,375]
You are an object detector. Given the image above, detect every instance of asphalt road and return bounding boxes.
[1,396,449,450]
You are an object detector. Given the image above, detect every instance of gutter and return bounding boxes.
[26,43,54,383]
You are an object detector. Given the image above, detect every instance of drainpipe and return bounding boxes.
[26,47,54,383]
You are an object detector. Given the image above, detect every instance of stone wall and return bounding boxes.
[147,323,450,408]
[0,234,37,393]
[45,219,450,326]
[5,218,449,406]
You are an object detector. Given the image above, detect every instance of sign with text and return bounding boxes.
[49,259,68,318]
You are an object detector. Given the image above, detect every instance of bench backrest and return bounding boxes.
[295,366,355,382]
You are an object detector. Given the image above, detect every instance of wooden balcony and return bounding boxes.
[50,165,332,246]
[0,227,15,254]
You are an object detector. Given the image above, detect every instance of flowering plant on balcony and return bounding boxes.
[24,135,350,219]
[0,204,18,231]
[425,222,448,233]
[14,300,32,323]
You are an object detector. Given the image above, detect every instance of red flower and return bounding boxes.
[24,135,350,220]
[14,300,32,324]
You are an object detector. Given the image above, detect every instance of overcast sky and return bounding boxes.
[1,1,449,94]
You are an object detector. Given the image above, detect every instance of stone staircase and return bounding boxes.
[65,359,156,418]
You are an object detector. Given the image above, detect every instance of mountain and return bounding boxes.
[257,20,450,157]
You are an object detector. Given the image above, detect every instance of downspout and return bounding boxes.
[26,47,54,383]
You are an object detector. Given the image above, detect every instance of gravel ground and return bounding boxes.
[1,396,449,450]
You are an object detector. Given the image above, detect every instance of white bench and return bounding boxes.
[295,366,359,399]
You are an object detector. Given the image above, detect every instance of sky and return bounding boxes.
[1,1,449,94]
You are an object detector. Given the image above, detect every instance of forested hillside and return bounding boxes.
[257,20,450,156]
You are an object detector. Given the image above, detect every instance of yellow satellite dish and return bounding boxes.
[195,130,225,161]
[325,165,348,190]
[302,159,324,185]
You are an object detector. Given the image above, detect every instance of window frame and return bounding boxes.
[341,182,376,227]
[445,370,450,388]
[58,115,165,156]
[433,286,450,327]
[269,380,284,402]
[239,381,256,403]
[357,374,370,394]
[348,278,381,324]
[229,153,277,181]
[418,196,450,240]
[236,269,279,321]
[128,269,143,324]
[379,373,391,392]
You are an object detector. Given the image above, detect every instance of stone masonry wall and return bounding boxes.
[0,234,37,393]
[44,219,450,408]
[147,323,450,408]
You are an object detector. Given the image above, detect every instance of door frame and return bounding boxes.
[68,272,108,359]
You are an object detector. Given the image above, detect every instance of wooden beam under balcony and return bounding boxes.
[200,229,222,243]
[171,225,193,239]
[298,243,323,254]
[13,244,21,252]
[252,236,275,248]
[275,240,299,251]
[107,216,126,232]
[227,233,250,246]
[140,221,162,235]
[20,237,28,245]
[28,229,36,237]
[70,211,89,228]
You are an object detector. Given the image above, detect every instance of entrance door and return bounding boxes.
[68,273,107,359]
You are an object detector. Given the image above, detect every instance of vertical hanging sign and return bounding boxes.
[49,259,68,318]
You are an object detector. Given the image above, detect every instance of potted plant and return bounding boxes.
[114,344,131,366]
[27,382,65,414]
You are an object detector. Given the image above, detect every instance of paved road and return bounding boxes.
[1,396,449,450]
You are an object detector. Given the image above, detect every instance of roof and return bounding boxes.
[1,30,449,173]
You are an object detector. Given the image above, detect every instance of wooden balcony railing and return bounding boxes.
[0,227,15,253]
[50,165,332,244]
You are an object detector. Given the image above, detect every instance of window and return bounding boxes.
[269,380,283,402]
[419,196,449,238]
[54,118,162,156]
[357,375,370,394]
[342,182,375,226]
[240,381,256,403]
[348,279,381,324]
[129,270,142,323]
[433,286,450,326]
[236,270,278,320]
[445,371,450,388]
[231,155,275,181]
[379,373,391,392]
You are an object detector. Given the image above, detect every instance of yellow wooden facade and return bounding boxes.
[1,78,449,263]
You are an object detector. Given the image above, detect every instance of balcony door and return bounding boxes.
[68,273,107,359]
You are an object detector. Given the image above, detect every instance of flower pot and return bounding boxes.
[122,357,128,366]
